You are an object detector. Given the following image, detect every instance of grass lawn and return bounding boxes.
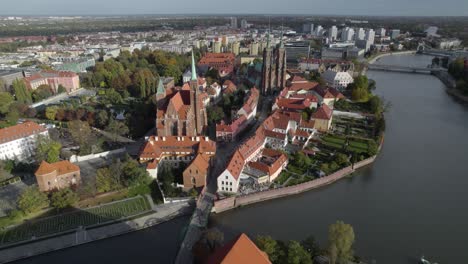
[275,171,294,185]
[322,135,346,145]
[0,196,151,246]
[348,140,368,150]
[77,189,129,208]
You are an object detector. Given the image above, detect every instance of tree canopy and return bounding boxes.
[328,221,355,264]
[17,186,49,214]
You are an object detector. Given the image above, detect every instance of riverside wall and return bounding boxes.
[214,156,376,213]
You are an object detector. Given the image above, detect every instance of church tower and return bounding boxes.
[261,32,273,95]
[190,51,204,135]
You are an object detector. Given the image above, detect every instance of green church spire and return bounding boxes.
[191,50,197,81]
[156,78,165,95]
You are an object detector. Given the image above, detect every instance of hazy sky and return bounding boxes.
[1,0,467,16]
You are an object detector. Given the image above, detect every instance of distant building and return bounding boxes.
[231,41,240,55]
[0,122,48,161]
[315,25,324,36]
[390,29,400,40]
[53,57,95,73]
[303,23,314,34]
[438,39,462,50]
[198,53,236,77]
[341,27,355,41]
[240,19,248,29]
[329,26,338,41]
[213,41,222,53]
[376,28,386,37]
[365,29,375,44]
[230,17,238,29]
[261,35,287,95]
[249,42,259,56]
[357,28,365,40]
[35,161,81,192]
[24,70,80,93]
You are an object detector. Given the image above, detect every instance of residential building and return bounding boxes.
[390,29,400,40]
[35,161,81,192]
[198,53,236,77]
[241,19,248,29]
[329,26,338,41]
[341,27,355,41]
[243,148,288,184]
[156,52,207,137]
[0,122,48,161]
[230,17,238,29]
[0,70,24,92]
[357,28,365,40]
[261,34,287,95]
[213,41,222,53]
[302,23,314,34]
[24,70,80,93]
[376,28,386,37]
[139,136,216,189]
[204,233,271,264]
[315,25,324,36]
[249,42,259,56]
[365,29,375,44]
[311,104,333,132]
[322,70,354,90]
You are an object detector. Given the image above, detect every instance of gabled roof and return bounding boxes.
[226,150,245,180]
[205,233,271,264]
[0,121,47,144]
[35,160,80,176]
[186,153,211,175]
[312,104,333,120]
[288,81,319,92]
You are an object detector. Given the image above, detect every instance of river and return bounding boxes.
[211,54,468,264]
[11,54,468,264]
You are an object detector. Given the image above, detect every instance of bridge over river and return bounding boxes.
[367,64,448,74]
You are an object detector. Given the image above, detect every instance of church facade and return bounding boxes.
[261,34,287,95]
[155,52,207,137]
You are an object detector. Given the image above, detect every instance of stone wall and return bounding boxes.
[214,156,376,213]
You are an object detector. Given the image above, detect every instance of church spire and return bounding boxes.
[280,23,284,48]
[191,50,197,81]
[156,78,165,95]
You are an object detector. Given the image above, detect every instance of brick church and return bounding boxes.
[155,52,207,137]
[261,32,287,95]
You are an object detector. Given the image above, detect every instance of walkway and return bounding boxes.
[0,201,194,264]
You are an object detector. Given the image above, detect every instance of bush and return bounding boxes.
[50,188,79,210]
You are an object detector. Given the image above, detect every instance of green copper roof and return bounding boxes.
[156,78,165,95]
[191,50,197,81]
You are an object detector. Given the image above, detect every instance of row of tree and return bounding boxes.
[448,58,468,95]
[256,221,356,264]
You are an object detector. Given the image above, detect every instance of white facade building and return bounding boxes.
[329,26,338,41]
[0,122,49,161]
[377,28,386,37]
[357,28,365,40]
[365,29,375,44]
[322,70,354,90]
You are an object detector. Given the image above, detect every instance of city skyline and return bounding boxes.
[0,0,467,16]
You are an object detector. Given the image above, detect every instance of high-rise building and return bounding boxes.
[341,27,355,41]
[329,26,338,41]
[230,17,238,29]
[377,28,386,37]
[261,34,287,95]
[213,41,222,53]
[241,19,248,29]
[231,41,240,55]
[365,29,375,44]
[357,28,365,40]
[302,23,314,34]
[390,29,400,40]
[315,25,324,36]
[249,42,259,56]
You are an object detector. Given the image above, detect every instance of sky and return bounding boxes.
[0,0,467,16]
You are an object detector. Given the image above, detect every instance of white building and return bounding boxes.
[329,26,338,41]
[0,122,49,161]
[241,19,248,29]
[230,17,238,29]
[357,28,365,40]
[322,70,354,90]
[390,29,400,40]
[365,29,375,44]
[315,25,324,36]
[377,28,386,37]
[341,27,355,41]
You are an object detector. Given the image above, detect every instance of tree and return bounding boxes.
[287,240,313,264]
[17,186,49,214]
[328,221,355,264]
[207,106,224,123]
[292,151,312,168]
[12,79,32,104]
[448,58,466,79]
[104,88,123,104]
[45,106,59,120]
[35,135,62,163]
[50,188,79,210]
[32,84,53,102]
[0,92,14,114]
[105,118,129,142]
[349,75,370,102]
[57,84,67,94]
[95,110,109,127]
[301,235,320,258]
[121,159,151,187]
[68,120,93,154]
[256,235,283,263]
[96,167,121,193]
[335,153,349,167]
[368,96,384,117]
[5,107,19,126]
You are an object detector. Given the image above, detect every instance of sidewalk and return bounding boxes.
[0,201,194,264]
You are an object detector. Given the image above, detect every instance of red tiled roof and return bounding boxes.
[288,81,319,92]
[312,104,333,120]
[275,98,312,111]
[290,75,308,83]
[139,136,216,161]
[205,233,271,264]
[35,160,79,176]
[0,121,47,144]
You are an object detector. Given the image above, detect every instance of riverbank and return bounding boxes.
[433,71,468,104]
[0,201,193,264]
[367,50,416,64]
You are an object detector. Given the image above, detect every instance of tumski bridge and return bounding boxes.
[367,64,448,74]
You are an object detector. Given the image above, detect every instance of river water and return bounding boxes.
[12,54,468,264]
[211,54,468,264]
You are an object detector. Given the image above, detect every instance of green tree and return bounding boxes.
[35,135,62,163]
[96,167,121,193]
[50,188,79,210]
[448,58,466,79]
[12,79,32,104]
[105,118,130,142]
[45,106,59,120]
[207,106,225,123]
[68,120,93,154]
[104,88,123,104]
[301,235,320,258]
[368,96,384,117]
[0,92,14,114]
[57,84,67,94]
[328,221,355,264]
[287,240,313,264]
[17,186,49,214]
[32,84,53,102]
[202,228,224,252]
[95,110,109,127]
[256,235,283,263]
[121,159,151,187]
[5,107,19,126]
[335,153,349,167]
